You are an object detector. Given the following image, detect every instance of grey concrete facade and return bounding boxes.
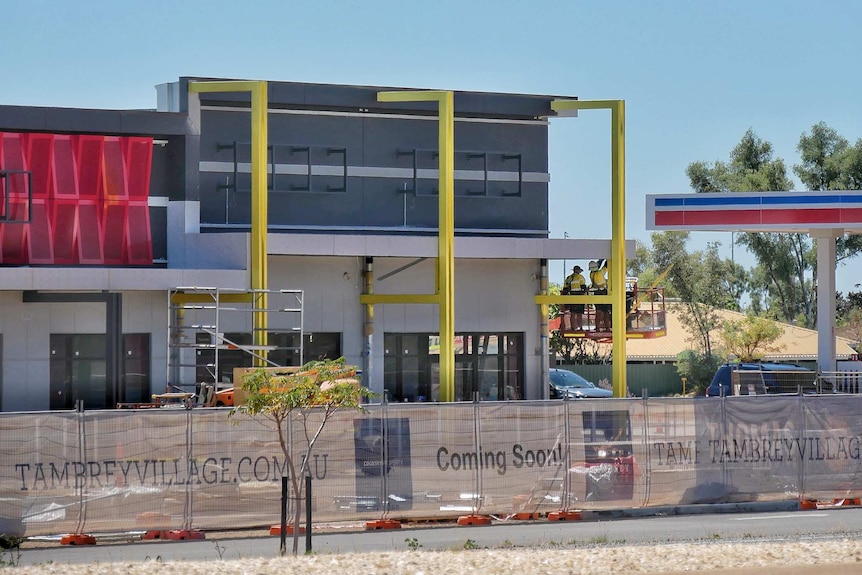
[0,77,626,411]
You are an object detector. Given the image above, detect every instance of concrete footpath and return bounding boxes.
[12,503,862,571]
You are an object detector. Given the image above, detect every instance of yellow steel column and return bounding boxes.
[373,90,456,401]
[188,80,269,365]
[438,91,455,403]
[250,83,269,365]
[609,101,626,398]
[548,99,628,398]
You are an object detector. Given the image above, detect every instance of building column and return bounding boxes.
[813,229,840,373]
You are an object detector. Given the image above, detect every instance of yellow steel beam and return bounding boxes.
[551,99,628,398]
[189,80,269,366]
[534,294,613,305]
[170,293,254,304]
[377,90,456,402]
[360,294,442,305]
[188,80,263,94]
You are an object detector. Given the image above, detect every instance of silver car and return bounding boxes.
[549,368,613,399]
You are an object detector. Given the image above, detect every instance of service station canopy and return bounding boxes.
[646,190,862,373]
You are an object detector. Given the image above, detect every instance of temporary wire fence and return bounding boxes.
[2,393,861,537]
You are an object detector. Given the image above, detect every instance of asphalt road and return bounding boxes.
[13,504,862,566]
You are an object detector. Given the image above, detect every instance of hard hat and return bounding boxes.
[588,261,598,271]
[573,265,582,272]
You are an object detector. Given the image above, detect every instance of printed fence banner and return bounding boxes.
[2,396,862,537]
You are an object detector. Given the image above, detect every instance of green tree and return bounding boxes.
[676,349,721,396]
[687,129,818,326]
[720,314,784,362]
[794,122,848,191]
[230,357,373,556]
[836,139,862,189]
[837,290,862,324]
[840,308,862,353]
[737,232,815,325]
[651,231,738,358]
[795,122,862,262]
[547,282,574,362]
[646,232,734,393]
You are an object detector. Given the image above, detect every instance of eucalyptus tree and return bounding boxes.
[687,129,815,326]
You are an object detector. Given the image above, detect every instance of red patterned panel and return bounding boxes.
[0,132,154,266]
[23,134,55,263]
[125,137,152,200]
[0,133,4,221]
[0,133,4,261]
[51,135,80,263]
[101,137,128,264]
[77,203,104,264]
[26,201,54,263]
[126,203,152,264]
[1,133,29,263]
[125,137,153,264]
[102,202,128,263]
[75,135,105,264]
[51,136,77,200]
[75,136,104,201]
[25,134,53,199]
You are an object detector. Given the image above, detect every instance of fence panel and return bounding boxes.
[800,395,862,501]
[3,395,862,538]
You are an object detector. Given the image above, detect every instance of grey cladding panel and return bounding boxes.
[192,78,563,118]
[270,189,366,226]
[269,113,364,156]
[150,142,186,201]
[201,110,253,157]
[362,116,439,168]
[0,106,49,131]
[149,206,167,261]
[198,88,551,233]
[455,122,548,171]
[454,92,556,118]
[454,189,548,231]
[0,106,189,137]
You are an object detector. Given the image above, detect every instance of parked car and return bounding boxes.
[549,368,613,399]
[705,362,817,397]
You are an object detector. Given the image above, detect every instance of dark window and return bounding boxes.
[384,333,524,402]
[270,332,342,365]
[384,334,427,403]
[198,332,342,385]
[50,334,150,410]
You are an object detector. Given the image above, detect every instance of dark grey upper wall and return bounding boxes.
[180,77,568,120]
[1,78,573,257]
[186,78,569,237]
[0,105,190,137]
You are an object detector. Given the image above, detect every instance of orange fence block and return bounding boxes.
[548,511,582,521]
[457,514,492,526]
[167,530,205,540]
[60,534,97,546]
[365,519,401,530]
[269,525,305,536]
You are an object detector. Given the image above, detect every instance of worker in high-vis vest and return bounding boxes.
[562,264,588,330]
[589,259,610,332]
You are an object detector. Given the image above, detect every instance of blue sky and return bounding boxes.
[4,0,862,292]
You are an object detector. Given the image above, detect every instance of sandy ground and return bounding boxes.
[6,539,862,574]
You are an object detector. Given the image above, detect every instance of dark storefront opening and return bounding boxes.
[384,333,523,402]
